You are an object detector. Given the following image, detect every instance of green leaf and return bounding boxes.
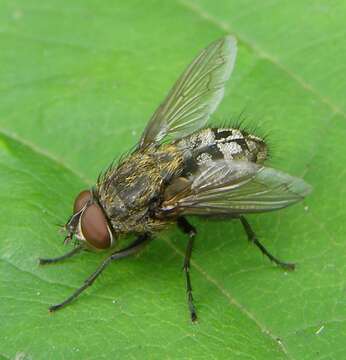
[1,1,345,359]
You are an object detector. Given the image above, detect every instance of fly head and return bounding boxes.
[64,189,115,250]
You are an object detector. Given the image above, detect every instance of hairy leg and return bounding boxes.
[239,216,295,270]
[177,217,198,322]
[49,234,151,312]
[39,244,84,265]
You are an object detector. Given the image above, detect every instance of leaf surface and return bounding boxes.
[1,1,345,359]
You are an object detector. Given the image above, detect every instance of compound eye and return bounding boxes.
[80,203,111,249]
[73,190,91,213]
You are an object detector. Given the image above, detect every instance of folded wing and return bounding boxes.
[139,36,237,148]
[161,160,311,216]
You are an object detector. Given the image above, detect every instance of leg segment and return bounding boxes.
[177,217,197,322]
[39,245,84,265]
[239,216,295,270]
[49,234,151,312]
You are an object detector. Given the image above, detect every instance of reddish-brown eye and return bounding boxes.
[73,190,91,214]
[80,203,111,249]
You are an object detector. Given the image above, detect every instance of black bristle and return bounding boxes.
[208,109,277,163]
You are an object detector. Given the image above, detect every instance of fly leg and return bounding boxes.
[177,217,197,322]
[239,216,295,271]
[39,244,84,265]
[49,234,151,312]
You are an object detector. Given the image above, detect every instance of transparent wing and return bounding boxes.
[139,36,237,148]
[161,160,312,215]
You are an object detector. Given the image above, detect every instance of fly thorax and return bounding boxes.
[97,150,173,234]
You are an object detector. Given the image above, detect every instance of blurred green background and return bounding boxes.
[0,1,345,359]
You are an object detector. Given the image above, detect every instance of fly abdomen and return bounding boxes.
[176,128,267,172]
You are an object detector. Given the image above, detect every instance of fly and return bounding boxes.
[39,36,311,322]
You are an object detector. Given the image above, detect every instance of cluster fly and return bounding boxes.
[40,36,311,322]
